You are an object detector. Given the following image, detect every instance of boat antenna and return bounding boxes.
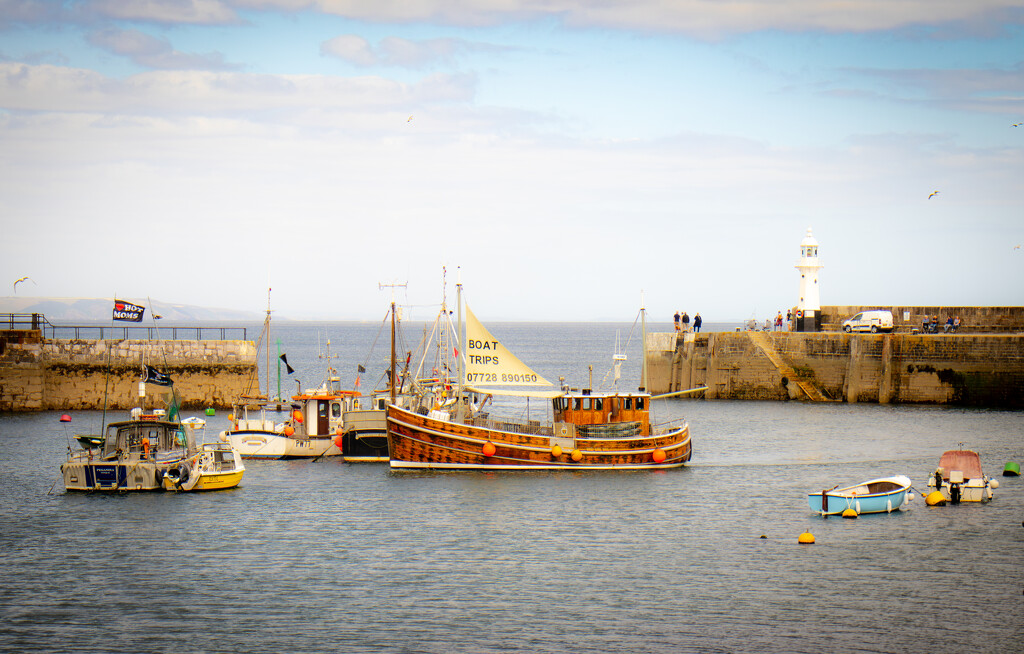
[456,267,465,420]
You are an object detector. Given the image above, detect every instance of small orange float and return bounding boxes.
[284,425,295,436]
[551,445,563,457]
[292,410,304,424]
[571,449,583,462]
[482,442,496,457]
[652,448,666,463]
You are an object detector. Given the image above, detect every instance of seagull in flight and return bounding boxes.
[407,115,413,123]
[13,276,35,293]
[928,190,940,199]
[1013,122,1022,127]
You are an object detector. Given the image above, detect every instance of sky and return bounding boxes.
[1,0,1022,323]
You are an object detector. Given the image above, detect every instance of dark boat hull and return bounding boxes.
[387,405,691,470]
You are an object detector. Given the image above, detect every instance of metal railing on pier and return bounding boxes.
[0,313,247,341]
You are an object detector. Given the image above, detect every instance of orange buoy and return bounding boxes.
[292,410,304,424]
[333,434,344,450]
[652,448,666,463]
[551,444,563,457]
[284,425,295,436]
[571,449,583,462]
[482,442,496,457]
[798,531,815,545]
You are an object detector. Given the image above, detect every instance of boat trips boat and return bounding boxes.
[163,419,245,491]
[386,285,692,470]
[807,475,912,516]
[926,447,997,503]
[62,408,198,492]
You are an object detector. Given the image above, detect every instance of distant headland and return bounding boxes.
[0,297,261,322]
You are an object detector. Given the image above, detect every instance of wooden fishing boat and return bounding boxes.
[807,475,912,516]
[386,285,691,470]
[387,393,691,470]
[926,447,997,503]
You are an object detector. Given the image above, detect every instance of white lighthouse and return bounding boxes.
[795,227,823,332]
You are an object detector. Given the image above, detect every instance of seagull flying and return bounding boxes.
[407,115,413,122]
[1015,245,1021,250]
[13,276,35,292]
[1013,123,1022,127]
[928,190,939,199]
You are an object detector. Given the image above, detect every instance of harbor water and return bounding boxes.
[1,320,1022,653]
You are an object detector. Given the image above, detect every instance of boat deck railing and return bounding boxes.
[0,313,247,341]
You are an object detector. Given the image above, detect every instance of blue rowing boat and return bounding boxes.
[807,475,912,516]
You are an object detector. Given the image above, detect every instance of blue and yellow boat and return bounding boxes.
[808,475,912,516]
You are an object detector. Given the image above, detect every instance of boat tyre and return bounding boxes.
[168,462,191,486]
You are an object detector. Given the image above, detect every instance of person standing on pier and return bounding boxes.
[674,311,681,331]
[775,312,783,331]
[681,311,690,332]
[693,313,702,333]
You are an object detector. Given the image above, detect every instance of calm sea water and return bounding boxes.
[1,321,1022,653]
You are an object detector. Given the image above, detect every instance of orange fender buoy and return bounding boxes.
[292,410,304,424]
[482,442,496,457]
[571,449,583,462]
[333,434,344,450]
[551,444,562,457]
[284,425,295,436]
[652,448,666,463]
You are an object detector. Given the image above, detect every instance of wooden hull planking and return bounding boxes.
[387,405,691,470]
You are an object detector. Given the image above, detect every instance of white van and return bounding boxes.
[842,310,894,333]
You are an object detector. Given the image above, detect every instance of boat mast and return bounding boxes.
[456,268,465,419]
[265,287,271,401]
[390,299,396,403]
[640,291,648,392]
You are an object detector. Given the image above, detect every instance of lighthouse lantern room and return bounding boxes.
[795,227,823,332]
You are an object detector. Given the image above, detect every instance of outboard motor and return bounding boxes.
[949,470,964,504]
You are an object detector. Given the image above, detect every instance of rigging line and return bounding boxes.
[359,309,391,372]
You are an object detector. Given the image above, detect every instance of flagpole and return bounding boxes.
[276,338,281,403]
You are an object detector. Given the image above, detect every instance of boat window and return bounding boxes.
[593,398,603,411]
[624,397,633,410]
[332,402,342,418]
[636,397,645,410]
[319,403,328,419]
[573,398,583,411]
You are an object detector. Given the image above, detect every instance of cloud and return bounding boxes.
[841,62,1024,115]
[0,62,475,120]
[321,34,509,68]
[86,0,240,25]
[236,0,1024,37]
[87,27,240,70]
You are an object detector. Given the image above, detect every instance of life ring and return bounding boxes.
[796,310,803,319]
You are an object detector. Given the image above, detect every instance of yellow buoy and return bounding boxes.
[925,490,947,506]
[842,508,858,519]
[551,444,563,457]
[798,531,815,545]
[571,449,583,462]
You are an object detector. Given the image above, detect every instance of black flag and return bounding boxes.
[142,364,172,386]
[357,364,366,373]
[279,353,295,375]
[113,299,144,322]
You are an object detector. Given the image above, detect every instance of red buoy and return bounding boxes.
[652,448,666,463]
[482,442,496,457]
[59,414,72,423]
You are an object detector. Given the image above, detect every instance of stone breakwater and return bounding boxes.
[647,331,1024,408]
[0,330,256,411]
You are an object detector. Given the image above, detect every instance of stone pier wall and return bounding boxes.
[0,330,256,411]
[647,331,1024,408]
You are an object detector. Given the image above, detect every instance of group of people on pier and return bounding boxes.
[673,310,702,333]
[923,315,961,334]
